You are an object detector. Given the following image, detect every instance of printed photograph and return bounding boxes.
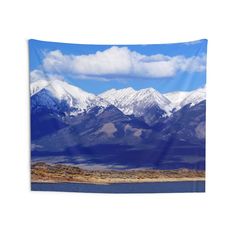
[30,39,207,193]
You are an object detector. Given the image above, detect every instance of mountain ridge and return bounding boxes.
[30,79,206,170]
[31,79,206,118]
[31,80,109,116]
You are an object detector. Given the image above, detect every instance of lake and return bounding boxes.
[31,181,205,193]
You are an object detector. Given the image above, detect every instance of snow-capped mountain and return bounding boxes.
[31,80,109,115]
[164,87,206,111]
[30,79,206,124]
[180,87,206,108]
[99,87,136,114]
[31,80,206,169]
[164,91,191,110]
[100,87,172,116]
[30,79,49,96]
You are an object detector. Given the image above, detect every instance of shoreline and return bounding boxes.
[31,162,205,185]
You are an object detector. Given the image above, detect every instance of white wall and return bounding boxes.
[0,0,235,235]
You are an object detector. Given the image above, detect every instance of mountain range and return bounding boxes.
[30,79,206,170]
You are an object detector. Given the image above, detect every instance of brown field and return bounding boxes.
[31,162,205,184]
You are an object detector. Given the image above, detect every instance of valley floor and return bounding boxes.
[31,162,205,184]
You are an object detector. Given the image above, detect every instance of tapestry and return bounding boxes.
[30,39,207,193]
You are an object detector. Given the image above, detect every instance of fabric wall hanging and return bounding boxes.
[29,39,207,193]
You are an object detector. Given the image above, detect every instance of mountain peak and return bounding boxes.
[180,87,206,108]
[141,87,156,93]
[165,87,206,111]
[45,79,95,101]
[30,79,49,96]
[121,87,136,92]
[100,86,172,119]
[31,79,109,115]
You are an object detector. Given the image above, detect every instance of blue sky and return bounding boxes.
[29,39,207,94]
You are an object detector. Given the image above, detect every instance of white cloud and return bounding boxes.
[30,69,64,82]
[30,69,46,82]
[41,46,206,79]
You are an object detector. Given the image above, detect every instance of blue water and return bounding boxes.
[31,181,205,193]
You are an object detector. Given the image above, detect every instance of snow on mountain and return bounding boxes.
[164,91,191,109]
[180,87,206,108]
[164,87,206,111]
[99,87,172,117]
[31,79,206,119]
[30,79,49,96]
[31,80,109,115]
[99,87,136,115]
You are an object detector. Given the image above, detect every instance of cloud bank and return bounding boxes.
[31,46,206,81]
